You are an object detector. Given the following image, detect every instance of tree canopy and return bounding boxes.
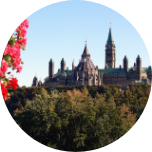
[8,84,150,151]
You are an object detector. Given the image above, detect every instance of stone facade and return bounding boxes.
[147,66,152,81]
[32,76,43,87]
[44,28,151,87]
[45,43,103,87]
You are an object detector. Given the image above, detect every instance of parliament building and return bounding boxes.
[35,28,151,87]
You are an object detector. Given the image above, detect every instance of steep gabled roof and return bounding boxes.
[82,44,90,55]
[107,28,114,44]
[82,44,90,59]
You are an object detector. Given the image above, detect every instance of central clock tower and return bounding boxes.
[105,28,116,69]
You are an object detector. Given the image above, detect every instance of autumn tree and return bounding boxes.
[14,87,137,151]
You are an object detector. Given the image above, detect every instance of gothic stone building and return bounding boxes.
[45,44,103,87]
[32,76,43,87]
[44,28,151,87]
[147,66,152,82]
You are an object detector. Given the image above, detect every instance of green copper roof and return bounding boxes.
[53,67,146,77]
[127,67,146,74]
[137,55,141,60]
[148,66,152,71]
[98,68,126,75]
[54,70,61,77]
[54,69,72,77]
[127,67,137,74]
[107,28,114,44]
[58,71,67,77]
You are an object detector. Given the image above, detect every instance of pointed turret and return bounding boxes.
[72,59,75,70]
[49,58,54,78]
[124,55,127,60]
[123,55,128,72]
[137,55,141,60]
[38,78,42,86]
[32,75,38,87]
[82,42,90,59]
[136,55,142,78]
[61,58,66,72]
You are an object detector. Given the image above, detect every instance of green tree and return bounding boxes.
[14,87,137,151]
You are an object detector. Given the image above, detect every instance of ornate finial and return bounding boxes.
[85,38,87,45]
[110,22,111,28]
[35,72,36,77]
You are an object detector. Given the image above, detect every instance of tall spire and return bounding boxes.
[107,28,114,44]
[82,41,90,59]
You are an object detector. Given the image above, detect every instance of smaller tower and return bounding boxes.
[123,55,128,72]
[32,76,38,87]
[38,78,42,86]
[136,55,142,80]
[72,59,75,70]
[61,58,66,72]
[49,59,54,78]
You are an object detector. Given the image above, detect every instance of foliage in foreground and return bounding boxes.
[13,87,138,151]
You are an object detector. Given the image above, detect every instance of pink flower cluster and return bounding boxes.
[0,60,9,77]
[0,19,29,100]
[3,43,23,74]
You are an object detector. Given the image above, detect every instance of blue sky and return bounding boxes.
[11,0,151,87]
